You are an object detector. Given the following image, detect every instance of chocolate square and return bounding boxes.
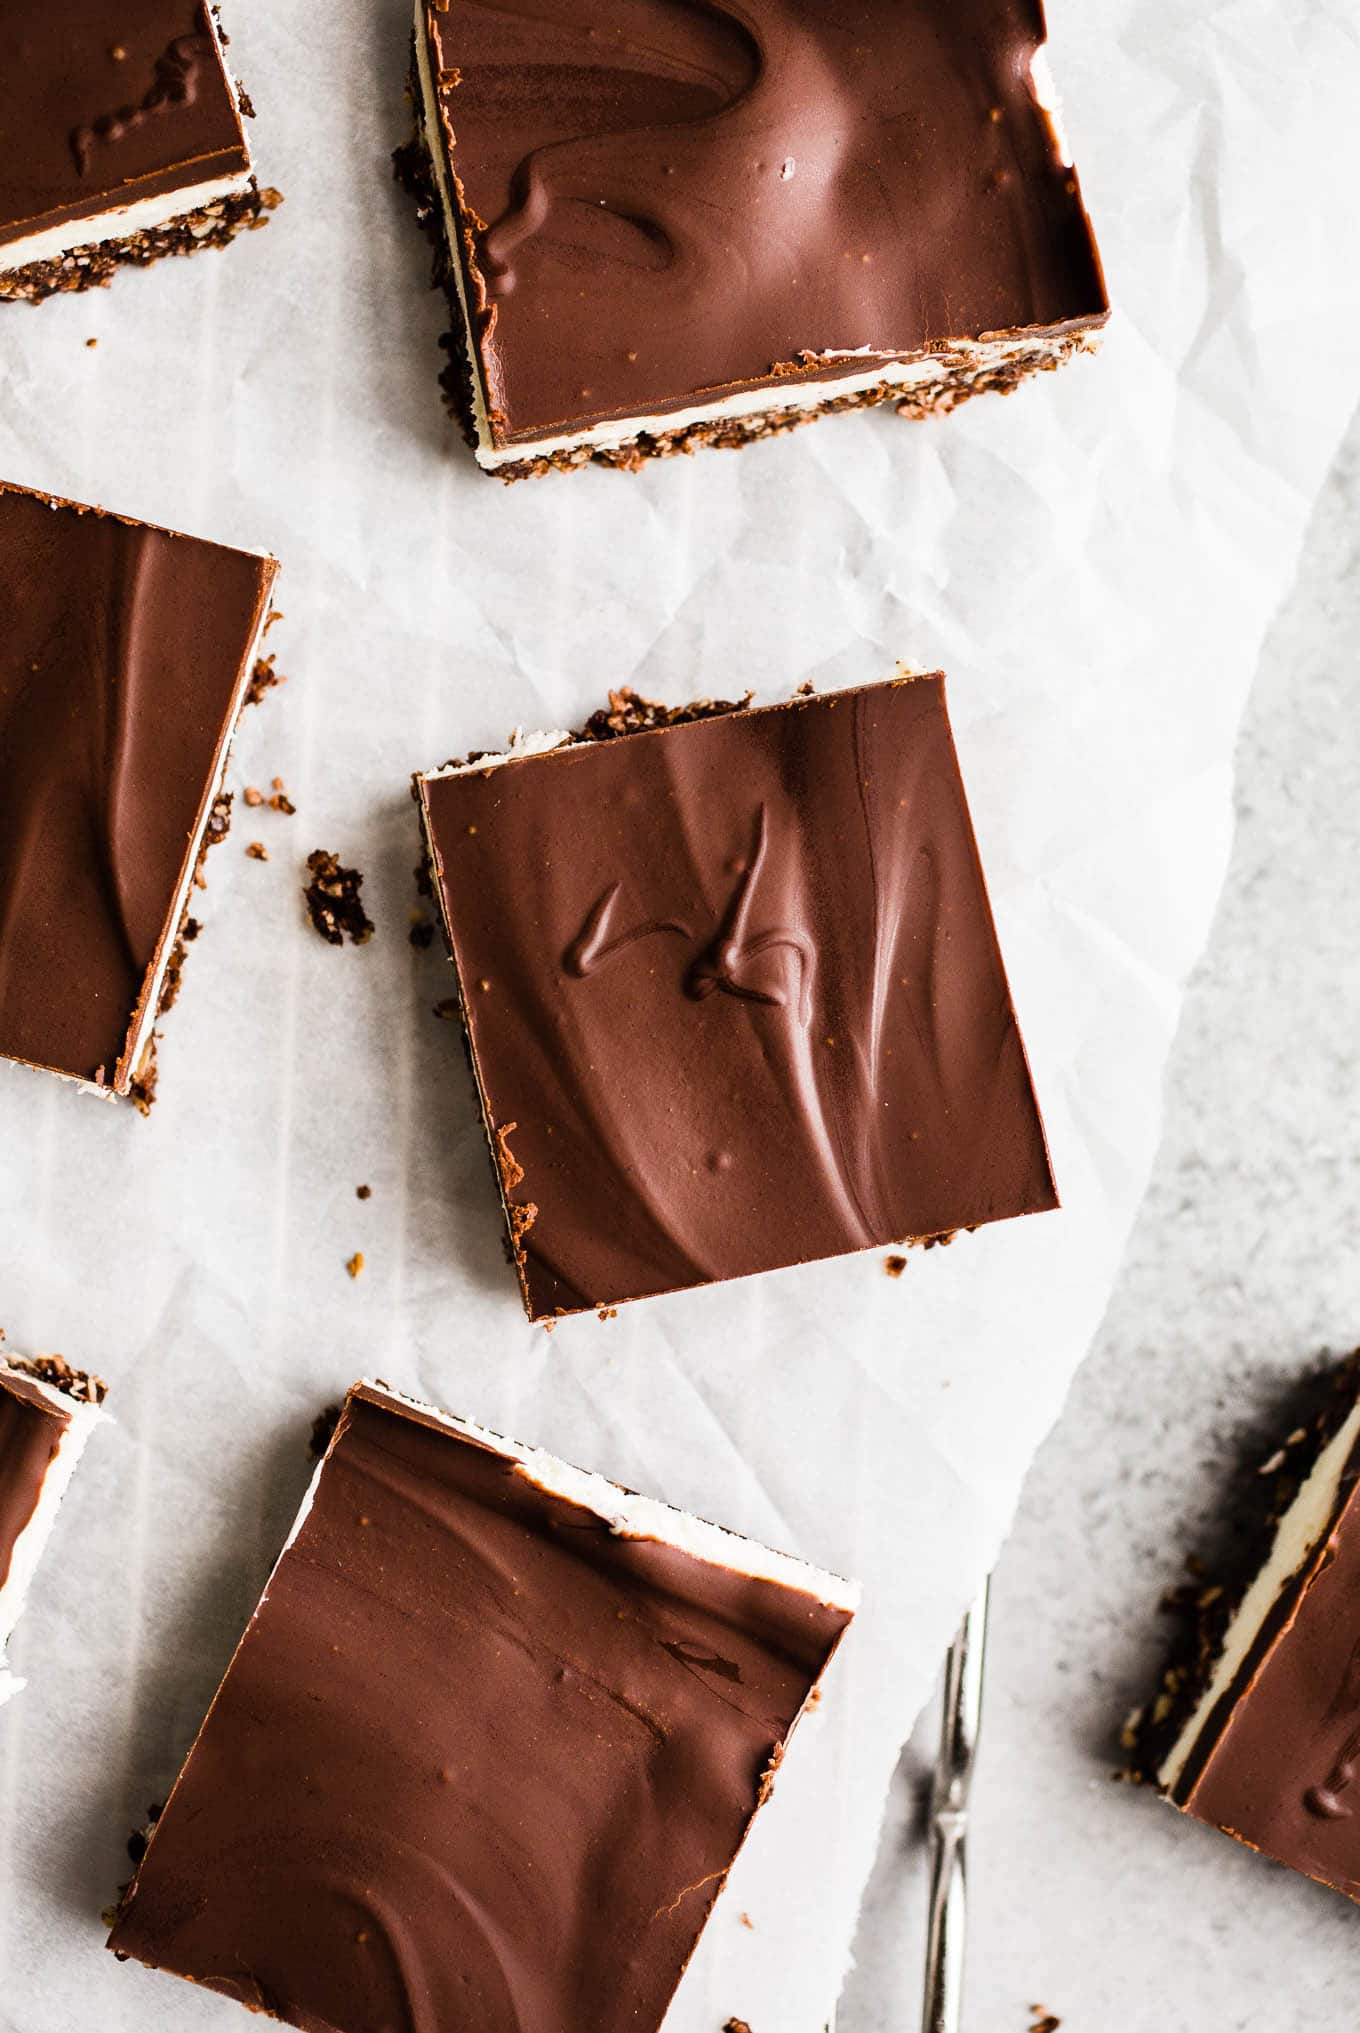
[408,0,1107,469]
[108,1382,855,2033]
[0,480,278,1095]
[417,677,1057,1318]
[0,2,268,300]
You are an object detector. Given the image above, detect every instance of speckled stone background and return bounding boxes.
[841,401,1360,2033]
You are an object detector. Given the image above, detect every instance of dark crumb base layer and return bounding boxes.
[126,640,282,1111]
[489,336,1097,483]
[418,684,754,779]
[4,1350,108,1407]
[124,785,236,1116]
[392,136,480,456]
[0,183,281,304]
[392,126,1098,482]
[572,686,753,742]
[1123,1348,1360,1784]
[105,1805,164,1929]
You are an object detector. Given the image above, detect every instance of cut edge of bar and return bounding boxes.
[346,1377,861,1612]
[1159,1392,1360,1798]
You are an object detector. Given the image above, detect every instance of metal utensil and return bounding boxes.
[920,1578,991,2033]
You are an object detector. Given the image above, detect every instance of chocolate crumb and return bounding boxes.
[304,850,375,947]
[129,1036,159,1117]
[6,1351,108,1406]
[244,785,264,807]
[573,685,751,742]
[508,1202,538,1245]
[356,1184,372,1201]
[1028,2011,1061,2033]
[309,1404,342,1458]
[433,997,460,1020]
[156,791,229,1018]
[268,791,296,814]
[85,336,98,348]
[346,1252,365,1280]
[236,82,256,118]
[596,1307,618,1322]
[495,1122,525,1193]
[123,1803,164,1876]
[739,1912,754,1930]
[724,2019,754,2033]
[193,791,234,891]
[409,919,435,949]
[246,841,269,861]
[244,652,285,709]
[884,1254,908,1278]
[756,1742,784,1806]
[574,685,752,744]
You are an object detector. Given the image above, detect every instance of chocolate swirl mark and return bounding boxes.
[562,806,813,1025]
[1303,1730,1360,1821]
[476,0,763,296]
[0,528,151,1026]
[99,530,156,981]
[70,34,209,177]
[347,1417,771,1737]
[1302,1632,1360,1819]
[684,804,812,1023]
[563,883,691,977]
[465,0,888,313]
[201,1831,541,2032]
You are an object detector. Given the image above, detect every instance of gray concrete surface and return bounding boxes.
[840,401,1360,2033]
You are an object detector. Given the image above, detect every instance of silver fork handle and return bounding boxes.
[920,1578,991,2033]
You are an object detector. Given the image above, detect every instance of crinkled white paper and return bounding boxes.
[1,1,1359,2029]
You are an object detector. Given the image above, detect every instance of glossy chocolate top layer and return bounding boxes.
[109,1384,851,2033]
[421,677,1057,1319]
[423,0,1107,441]
[1177,1450,1360,1900]
[0,482,277,1090]
[0,1,249,251]
[0,1371,70,1594]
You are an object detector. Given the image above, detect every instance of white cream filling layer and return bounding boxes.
[413,0,1085,469]
[415,667,929,791]
[420,726,575,786]
[349,1380,860,1612]
[477,332,1073,469]
[0,1367,104,1705]
[1159,1396,1360,1795]
[0,169,254,277]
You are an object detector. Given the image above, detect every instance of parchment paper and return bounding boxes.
[2,1,1359,2028]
